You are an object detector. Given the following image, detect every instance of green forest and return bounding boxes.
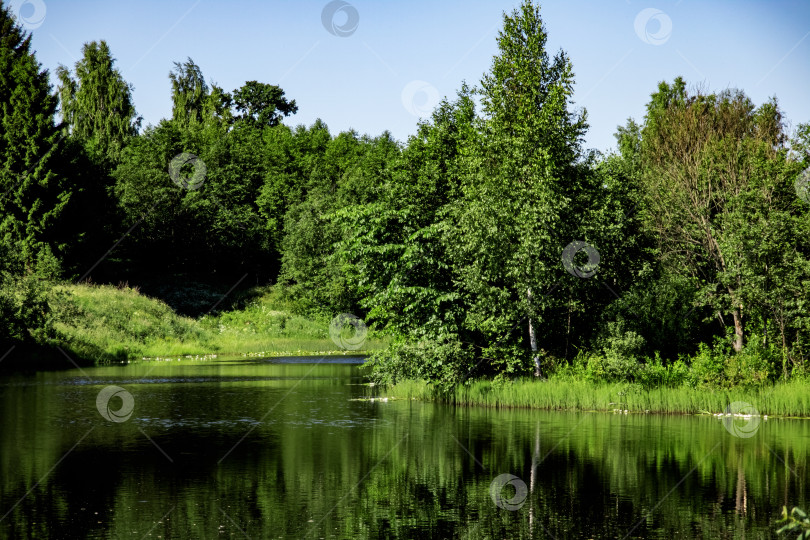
[2,0,810,398]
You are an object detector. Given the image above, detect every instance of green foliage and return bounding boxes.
[639,81,809,358]
[365,336,476,391]
[570,351,689,388]
[723,334,779,386]
[56,40,140,167]
[336,87,476,333]
[53,40,142,277]
[232,80,297,128]
[333,90,478,387]
[112,117,271,276]
[447,1,588,378]
[685,342,726,387]
[777,507,810,539]
[279,124,400,314]
[572,321,646,383]
[169,57,210,127]
[0,1,70,274]
[3,0,810,394]
[597,321,646,359]
[0,271,54,343]
[111,57,305,283]
[637,356,690,388]
[577,353,639,384]
[342,2,604,386]
[0,1,89,346]
[685,336,776,388]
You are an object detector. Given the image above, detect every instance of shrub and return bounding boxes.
[599,324,646,360]
[365,334,476,391]
[574,351,639,383]
[576,323,647,383]
[687,342,726,387]
[637,354,689,388]
[724,334,777,386]
[0,272,57,343]
[685,334,775,388]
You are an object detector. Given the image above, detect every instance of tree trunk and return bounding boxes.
[527,288,542,378]
[731,306,743,353]
[565,293,571,360]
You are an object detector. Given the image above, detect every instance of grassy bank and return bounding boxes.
[383,376,810,417]
[52,283,384,363]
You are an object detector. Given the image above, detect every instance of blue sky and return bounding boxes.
[12,0,810,154]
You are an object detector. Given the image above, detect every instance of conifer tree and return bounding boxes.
[0,0,68,275]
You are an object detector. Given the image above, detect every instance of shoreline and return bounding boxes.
[381,377,810,418]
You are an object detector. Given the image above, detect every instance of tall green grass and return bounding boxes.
[384,375,810,417]
[53,283,384,363]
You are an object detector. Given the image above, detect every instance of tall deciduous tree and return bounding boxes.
[169,57,209,127]
[54,40,141,277]
[168,58,237,133]
[56,40,141,168]
[340,2,596,387]
[640,80,809,358]
[448,0,588,378]
[232,80,297,128]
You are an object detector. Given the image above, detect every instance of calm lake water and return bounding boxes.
[0,358,807,539]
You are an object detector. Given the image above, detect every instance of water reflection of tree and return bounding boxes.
[2,375,809,538]
[735,455,748,516]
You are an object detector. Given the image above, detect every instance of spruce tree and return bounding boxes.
[0,0,67,275]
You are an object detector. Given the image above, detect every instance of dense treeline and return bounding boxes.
[2,0,809,387]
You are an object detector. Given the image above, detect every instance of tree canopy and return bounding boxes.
[2,0,810,387]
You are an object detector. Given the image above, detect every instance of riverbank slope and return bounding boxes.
[1,283,382,369]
